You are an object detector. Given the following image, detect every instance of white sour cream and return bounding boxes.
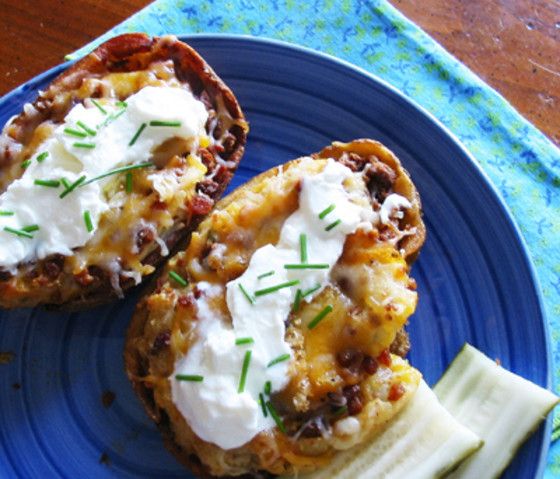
[0,86,207,271]
[172,159,387,449]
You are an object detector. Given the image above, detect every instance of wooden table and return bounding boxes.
[1,0,559,147]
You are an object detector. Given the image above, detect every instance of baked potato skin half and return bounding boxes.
[0,33,248,309]
[125,139,425,478]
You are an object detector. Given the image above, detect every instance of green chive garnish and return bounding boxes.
[266,401,286,433]
[59,175,86,199]
[21,160,32,169]
[264,381,272,395]
[325,219,342,232]
[128,123,147,146]
[125,172,133,193]
[334,405,348,417]
[169,271,188,287]
[64,127,87,138]
[149,120,181,127]
[235,337,254,346]
[83,210,94,233]
[254,280,300,297]
[175,374,204,382]
[34,179,60,188]
[292,289,302,313]
[0,211,14,216]
[284,264,329,270]
[61,178,71,190]
[267,354,291,368]
[302,284,321,298]
[73,142,96,149]
[81,162,153,186]
[238,350,252,393]
[300,233,308,263]
[3,226,33,238]
[21,225,39,233]
[257,271,275,280]
[238,283,255,305]
[319,204,336,219]
[36,152,49,163]
[91,99,107,115]
[76,121,97,136]
[259,393,268,417]
[116,100,128,108]
[308,305,333,330]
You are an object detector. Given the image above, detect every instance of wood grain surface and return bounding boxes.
[0,0,558,146]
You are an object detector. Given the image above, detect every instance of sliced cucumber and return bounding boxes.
[434,343,559,479]
[298,380,482,479]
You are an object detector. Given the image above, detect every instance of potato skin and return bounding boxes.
[0,33,248,310]
[125,139,425,478]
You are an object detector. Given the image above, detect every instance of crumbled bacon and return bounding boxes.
[191,195,214,215]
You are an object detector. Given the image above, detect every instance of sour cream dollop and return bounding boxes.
[0,86,207,271]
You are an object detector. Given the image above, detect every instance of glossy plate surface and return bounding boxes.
[0,35,551,478]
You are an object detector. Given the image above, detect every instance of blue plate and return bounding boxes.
[0,35,551,478]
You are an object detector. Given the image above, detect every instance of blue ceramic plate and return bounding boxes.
[0,35,551,478]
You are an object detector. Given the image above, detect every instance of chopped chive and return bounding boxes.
[128,123,147,146]
[21,224,39,233]
[299,233,308,263]
[175,374,204,382]
[34,179,60,188]
[21,159,32,169]
[264,381,272,395]
[257,271,275,280]
[266,401,286,433]
[149,120,181,127]
[61,178,71,189]
[333,405,348,417]
[259,393,268,417]
[254,280,300,297]
[91,99,107,115]
[0,211,14,216]
[116,100,128,108]
[73,142,96,149]
[267,353,291,368]
[292,289,302,313]
[36,151,49,163]
[238,350,252,393]
[284,263,329,270]
[302,284,321,298]
[308,304,333,330]
[325,219,342,232]
[3,226,33,238]
[169,271,188,287]
[76,120,97,136]
[238,283,255,305]
[235,337,254,346]
[83,210,94,233]
[64,127,87,138]
[125,172,133,193]
[111,109,126,121]
[81,162,153,186]
[319,204,336,219]
[59,175,86,199]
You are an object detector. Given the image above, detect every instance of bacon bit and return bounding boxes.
[222,133,236,153]
[198,147,216,170]
[152,200,168,211]
[347,396,363,415]
[135,227,155,249]
[178,294,196,309]
[150,330,171,355]
[377,349,392,367]
[210,143,225,154]
[362,355,379,375]
[191,195,214,215]
[193,286,203,299]
[43,254,65,280]
[388,383,406,402]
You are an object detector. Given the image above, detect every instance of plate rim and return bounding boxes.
[0,32,552,476]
